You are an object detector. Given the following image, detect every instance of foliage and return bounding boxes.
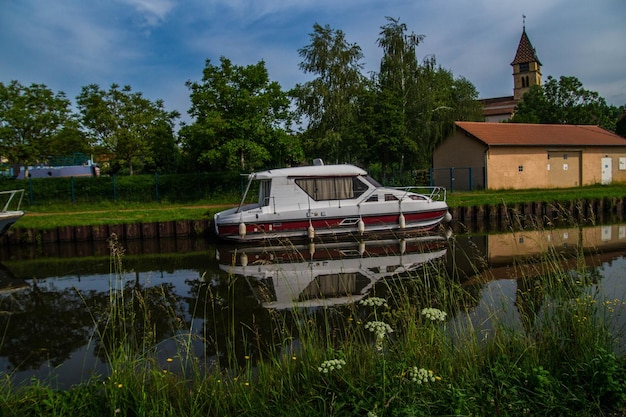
[181,57,300,172]
[511,75,623,131]
[0,81,77,166]
[360,18,483,178]
[291,23,367,164]
[76,83,180,175]
[616,110,626,138]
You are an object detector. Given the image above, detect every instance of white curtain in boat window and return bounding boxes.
[295,177,354,200]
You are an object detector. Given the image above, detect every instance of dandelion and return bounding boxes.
[117,383,123,389]
[166,357,173,363]
[291,356,297,361]
[421,307,447,322]
[318,359,346,374]
[360,297,388,308]
[406,367,438,384]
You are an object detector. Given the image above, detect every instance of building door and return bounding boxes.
[601,157,612,185]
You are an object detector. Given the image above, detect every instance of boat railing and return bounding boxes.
[392,186,447,202]
[0,189,25,213]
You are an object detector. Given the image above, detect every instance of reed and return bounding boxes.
[0,218,625,416]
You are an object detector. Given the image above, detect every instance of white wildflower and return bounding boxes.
[318,359,346,374]
[359,297,388,308]
[407,367,435,384]
[421,307,447,322]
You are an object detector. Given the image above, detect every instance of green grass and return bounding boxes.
[1,220,625,415]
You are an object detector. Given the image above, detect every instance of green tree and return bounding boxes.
[511,75,622,131]
[369,18,482,174]
[616,110,626,138]
[181,57,299,171]
[291,23,366,164]
[0,80,76,166]
[76,84,178,175]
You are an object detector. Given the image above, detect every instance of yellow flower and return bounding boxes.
[117,383,123,389]
[166,357,173,362]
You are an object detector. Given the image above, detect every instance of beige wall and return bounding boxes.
[486,146,626,189]
[580,148,626,185]
[486,147,555,189]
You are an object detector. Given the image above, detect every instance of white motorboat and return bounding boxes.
[213,160,451,242]
[0,189,25,237]
[217,235,448,309]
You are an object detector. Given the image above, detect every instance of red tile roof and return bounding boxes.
[456,122,626,146]
[511,29,541,66]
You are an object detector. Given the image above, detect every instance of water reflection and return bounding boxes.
[217,235,448,309]
[0,223,624,388]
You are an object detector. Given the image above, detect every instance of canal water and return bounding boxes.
[0,222,625,388]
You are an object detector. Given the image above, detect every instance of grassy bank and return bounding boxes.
[12,183,626,230]
[1,228,625,416]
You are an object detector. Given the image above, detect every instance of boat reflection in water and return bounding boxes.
[217,234,449,310]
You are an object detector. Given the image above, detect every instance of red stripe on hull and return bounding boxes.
[216,209,448,240]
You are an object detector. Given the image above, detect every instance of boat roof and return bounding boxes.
[252,164,367,179]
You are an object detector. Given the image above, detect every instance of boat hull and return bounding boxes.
[0,211,24,237]
[214,205,450,242]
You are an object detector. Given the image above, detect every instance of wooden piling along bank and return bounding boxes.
[1,197,625,245]
[2,219,211,245]
[449,197,626,233]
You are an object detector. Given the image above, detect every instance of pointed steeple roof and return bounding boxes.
[511,28,541,66]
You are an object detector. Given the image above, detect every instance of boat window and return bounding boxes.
[258,180,271,206]
[295,176,369,201]
[385,194,399,201]
[363,175,382,187]
[366,195,378,202]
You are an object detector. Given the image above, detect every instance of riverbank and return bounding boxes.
[3,194,626,245]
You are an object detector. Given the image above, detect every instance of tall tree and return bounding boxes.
[372,18,482,173]
[511,75,622,131]
[291,23,366,164]
[0,81,75,166]
[77,84,178,175]
[181,57,299,171]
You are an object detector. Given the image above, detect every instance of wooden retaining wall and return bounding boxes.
[2,219,211,245]
[2,197,625,245]
[449,197,626,234]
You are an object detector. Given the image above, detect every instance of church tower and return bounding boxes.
[511,21,542,100]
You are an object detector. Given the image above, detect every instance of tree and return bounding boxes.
[511,75,622,131]
[77,84,179,175]
[0,80,76,166]
[180,57,299,171]
[616,110,626,138]
[291,23,366,164]
[368,18,483,174]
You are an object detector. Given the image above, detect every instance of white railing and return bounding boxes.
[1,189,25,212]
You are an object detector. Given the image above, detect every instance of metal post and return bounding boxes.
[469,167,473,191]
[29,177,33,206]
[71,176,75,205]
[449,167,454,193]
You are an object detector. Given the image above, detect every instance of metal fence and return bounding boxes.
[430,167,485,192]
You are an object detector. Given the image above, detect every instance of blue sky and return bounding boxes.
[1,0,624,126]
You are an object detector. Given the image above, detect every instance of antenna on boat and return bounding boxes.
[313,158,324,166]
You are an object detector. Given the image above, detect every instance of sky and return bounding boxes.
[1,0,625,127]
